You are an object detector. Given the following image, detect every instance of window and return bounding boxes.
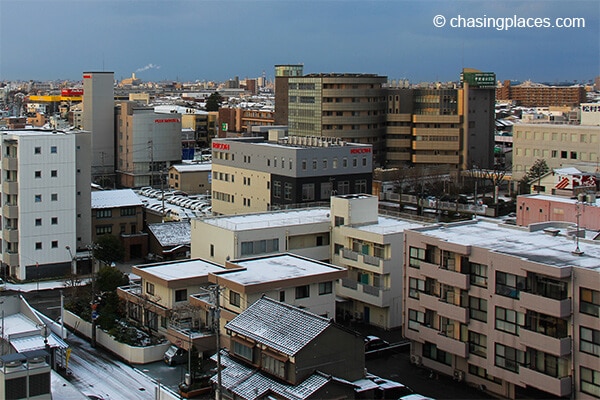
[362,157,367,166]
[229,290,241,307]
[469,262,487,287]
[469,331,487,358]
[322,159,328,169]
[423,342,452,366]
[338,181,350,195]
[408,309,424,331]
[96,209,112,219]
[35,218,42,226]
[50,146,57,154]
[409,247,426,268]
[301,160,307,170]
[295,285,310,299]
[301,183,315,201]
[318,281,332,295]
[469,296,487,322]
[526,311,568,338]
[496,271,525,299]
[279,291,285,302]
[35,147,41,154]
[284,183,292,200]
[51,241,58,248]
[175,289,187,302]
[528,274,567,300]
[95,225,112,235]
[580,287,599,316]
[232,340,253,361]
[35,242,42,250]
[51,217,58,225]
[409,278,424,299]
[240,239,279,256]
[312,159,317,169]
[210,244,214,257]
[51,193,58,201]
[580,326,600,356]
[262,353,286,379]
[581,366,600,397]
[334,216,344,226]
[273,181,281,198]
[495,306,524,335]
[51,170,58,177]
[355,179,367,193]
[35,170,41,178]
[35,194,42,202]
[468,365,501,384]
[526,348,568,378]
[120,207,136,216]
[146,282,155,295]
[495,343,524,373]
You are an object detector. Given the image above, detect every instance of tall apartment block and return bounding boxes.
[403,219,600,399]
[274,64,304,125]
[115,101,182,188]
[82,71,115,185]
[386,69,496,172]
[1,129,91,281]
[286,73,387,166]
[210,132,372,215]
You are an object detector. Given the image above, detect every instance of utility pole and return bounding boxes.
[212,285,222,400]
[148,140,154,187]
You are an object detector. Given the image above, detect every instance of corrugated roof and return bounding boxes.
[225,297,330,356]
[147,221,190,247]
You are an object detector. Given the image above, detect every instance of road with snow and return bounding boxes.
[65,333,158,400]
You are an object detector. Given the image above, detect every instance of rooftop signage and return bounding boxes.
[350,148,372,154]
[154,118,180,123]
[461,71,496,88]
[213,142,230,150]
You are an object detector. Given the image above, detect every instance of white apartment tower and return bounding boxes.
[82,71,115,185]
[1,129,91,281]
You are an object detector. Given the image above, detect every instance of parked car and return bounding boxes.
[364,335,390,351]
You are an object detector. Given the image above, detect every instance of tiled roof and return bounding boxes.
[147,221,190,247]
[212,352,332,400]
[225,297,330,356]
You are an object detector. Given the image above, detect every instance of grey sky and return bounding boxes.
[1,0,598,83]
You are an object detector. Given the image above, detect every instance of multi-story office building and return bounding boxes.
[210,133,372,215]
[386,69,496,172]
[287,73,387,166]
[403,219,600,399]
[512,123,600,182]
[115,101,182,188]
[331,194,425,329]
[82,71,115,184]
[274,64,304,125]
[167,163,211,194]
[1,129,91,280]
[497,80,587,107]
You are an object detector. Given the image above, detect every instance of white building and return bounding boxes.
[1,129,91,280]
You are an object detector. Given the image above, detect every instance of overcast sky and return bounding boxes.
[1,0,598,83]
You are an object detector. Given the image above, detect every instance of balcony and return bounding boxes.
[519,328,571,357]
[419,292,468,324]
[3,228,19,243]
[2,252,19,266]
[2,181,18,193]
[520,292,572,318]
[419,324,468,358]
[519,368,571,398]
[419,261,469,290]
[340,248,385,272]
[2,157,17,170]
[412,141,460,151]
[2,205,18,219]
[165,327,216,354]
[336,279,391,308]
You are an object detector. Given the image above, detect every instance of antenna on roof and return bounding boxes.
[572,200,584,256]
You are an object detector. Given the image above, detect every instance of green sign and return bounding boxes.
[461,72,496,88]
[221,122,228,132]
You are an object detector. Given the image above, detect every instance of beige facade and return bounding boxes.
[190,208,331,265]
[512,123,600,182]
[167,163,211,194]
[403,220,600,399]
[331,195,425,329]
[212,163,271,215]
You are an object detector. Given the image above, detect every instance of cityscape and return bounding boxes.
[1,1,599,400]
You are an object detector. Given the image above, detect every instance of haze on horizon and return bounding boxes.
[1,0,598,84]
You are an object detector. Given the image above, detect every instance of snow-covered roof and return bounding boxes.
[92,189,143,209]
[171,163,212,172]
[354,216,425,235]
[2,314,38,338]
[554,167,583,175]
[212,351,334,400]
[202,208,331,231]
[412,220,600,271]
[134,258,224,281]
[11,332,69,351]
[153,105,207,115]
[221,254,345,286]
[520,193,600,207]
[147,221,190,247]
[225,297,331,356]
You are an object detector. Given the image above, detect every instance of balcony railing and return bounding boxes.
[363,254,382,266]
[341,248,359,261]
[341,277,358,289]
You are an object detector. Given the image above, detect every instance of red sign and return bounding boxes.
[212,142,230,150]
[83,75,91,79]
[154,118,180,123]
[61,89,84,97]
[350,148,372,154]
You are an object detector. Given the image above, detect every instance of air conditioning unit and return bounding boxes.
[453,369,464,382]
[409,354,422,366]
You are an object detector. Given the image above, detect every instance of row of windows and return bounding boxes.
[34,193,59,202]
[35,240,60,250]
[33,146,58,154]
[213,191,234,203]
[516,131,597,143]
[34,170,58,178]
[34,217,59,226]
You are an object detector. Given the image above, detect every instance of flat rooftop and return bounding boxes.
[222,254,344,285]
[134,258,224,281]
[92,189,143,209]
[355,216,426,235]
[201,208,331,231]
[412,220,600,271]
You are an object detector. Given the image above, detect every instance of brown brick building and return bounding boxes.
[497,80,587,107]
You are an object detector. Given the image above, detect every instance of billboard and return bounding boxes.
[461,72,496,88]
